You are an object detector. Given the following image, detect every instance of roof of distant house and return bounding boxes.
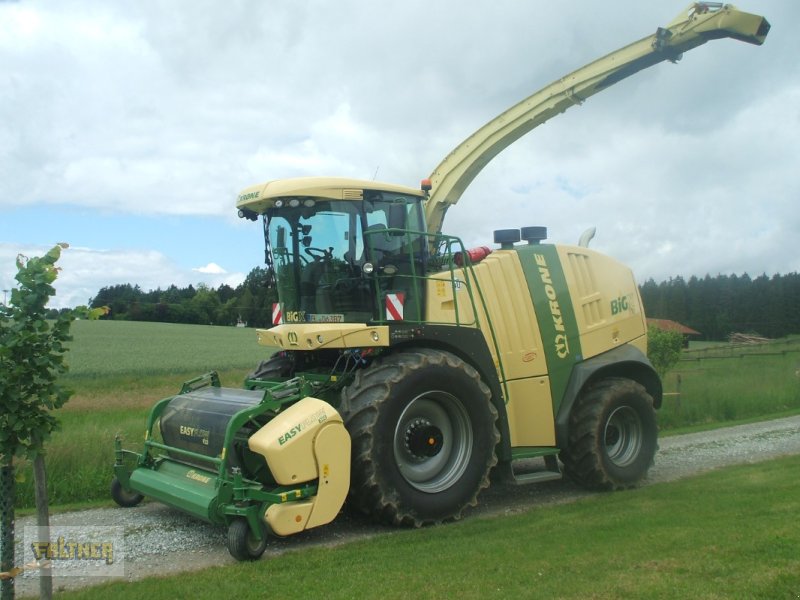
[646,318,701,336]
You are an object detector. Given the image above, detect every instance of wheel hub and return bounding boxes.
[604,406,643,467]
[404,418,444,459]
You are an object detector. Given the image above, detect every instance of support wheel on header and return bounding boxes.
[110,477,144,508]
[227,518,268,561]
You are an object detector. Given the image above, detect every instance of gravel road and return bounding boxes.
[12,414,800,597]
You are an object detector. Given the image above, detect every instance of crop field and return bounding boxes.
[65,319,270,378]
[13,322,800,509]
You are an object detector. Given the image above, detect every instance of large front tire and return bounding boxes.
[561,377,658,491]
[247,353,293,382]
[342,349,499,527]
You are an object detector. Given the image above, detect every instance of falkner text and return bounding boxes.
[30,537,115,565]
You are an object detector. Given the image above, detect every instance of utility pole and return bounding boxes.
[2,289,8,306]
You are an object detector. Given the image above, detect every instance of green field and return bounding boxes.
[65,319,270,377]
[13,321,800,509]
[59,455,800,600]
[658,336,800,431]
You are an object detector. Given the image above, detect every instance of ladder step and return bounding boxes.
[506,455,562,486]
[511,471,562,485]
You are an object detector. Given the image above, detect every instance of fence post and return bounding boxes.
[0,463,15,600]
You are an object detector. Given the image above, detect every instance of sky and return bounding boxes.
[1,0,798,309]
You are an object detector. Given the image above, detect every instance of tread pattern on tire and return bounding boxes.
[247,354,292,381]
[561,377,657,491]
[341,348,499,527]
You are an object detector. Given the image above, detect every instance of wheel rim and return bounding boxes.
[246,531,264,556]
[603,406,643,467]
[393,391,473,493]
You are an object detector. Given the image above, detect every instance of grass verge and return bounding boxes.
[59,455,800,600]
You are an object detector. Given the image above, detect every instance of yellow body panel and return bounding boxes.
[305,422,351,528]
[265,501,314,537]
[237,176,424,214]
[248,397,344,484]
[427,251,555,447]
[504,378,556,447]
[557,246,648,359]
[250,397,351,534]
[427,250,546,380]
[257,323,390,350]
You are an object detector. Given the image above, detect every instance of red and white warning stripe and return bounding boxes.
[272,303,283,326]
[385,292,405,321]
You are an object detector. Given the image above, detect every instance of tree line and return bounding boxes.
[639,272,800,340]
[72,268,800,341]
[85,267,277,328]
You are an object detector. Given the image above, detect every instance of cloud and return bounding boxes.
[1,0,798,309]
[193,262,226,275]
[0,244,245,310]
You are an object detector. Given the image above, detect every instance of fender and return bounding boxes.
[555,343,662,448]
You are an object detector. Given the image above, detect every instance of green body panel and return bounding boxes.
[129,460,220,523]
[515,244,582,414]
[115,374,328,536]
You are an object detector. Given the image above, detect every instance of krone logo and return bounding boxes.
[287,331,299,345]
[534,253,570,360]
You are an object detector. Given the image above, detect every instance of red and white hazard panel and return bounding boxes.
[385,293,405,321]
[272,303,283,326]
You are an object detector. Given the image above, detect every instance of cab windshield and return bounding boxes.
[265,191,426,324]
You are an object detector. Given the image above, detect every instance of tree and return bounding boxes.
[0,244,104,599]
[647,325,684,379]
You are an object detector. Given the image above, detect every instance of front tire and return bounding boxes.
[561,377,658,490]
[246,353,293,382]
[342,349,498,527]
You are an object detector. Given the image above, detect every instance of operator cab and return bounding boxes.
[237,177,429,325]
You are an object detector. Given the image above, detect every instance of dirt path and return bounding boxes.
[13,414,800,597]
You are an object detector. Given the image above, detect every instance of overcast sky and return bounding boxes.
[1,1,798,309]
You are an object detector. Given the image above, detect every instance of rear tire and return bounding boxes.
[561,378,657,490]
[227,518,268,561]
[342,349,498,527]
[110,477,144,508]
